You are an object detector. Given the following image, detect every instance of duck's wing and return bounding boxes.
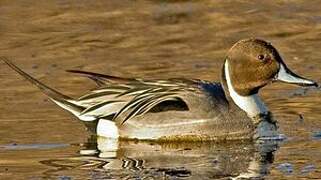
[111,80,199,125]
[73,76,208,124]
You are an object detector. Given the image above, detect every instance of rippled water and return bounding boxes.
[0,0,320,179]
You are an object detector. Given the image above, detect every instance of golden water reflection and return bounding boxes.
[39,136,279,179]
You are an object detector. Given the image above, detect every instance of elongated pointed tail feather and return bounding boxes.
[1,57,85,118]
[66,69,138,86]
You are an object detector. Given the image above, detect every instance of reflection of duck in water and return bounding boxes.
[71,136,278,179]
[3,38,317,140]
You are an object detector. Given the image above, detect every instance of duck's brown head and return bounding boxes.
[225,38,318,96]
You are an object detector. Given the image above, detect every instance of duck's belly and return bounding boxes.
[117,111,254,141]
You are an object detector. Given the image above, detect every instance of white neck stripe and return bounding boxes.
[224,61,268,117]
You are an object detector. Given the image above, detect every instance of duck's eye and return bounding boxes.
[258,54,265,60]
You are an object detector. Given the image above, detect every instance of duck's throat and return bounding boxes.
[224,61,269,118]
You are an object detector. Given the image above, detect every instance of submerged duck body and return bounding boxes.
[3,38,318,141]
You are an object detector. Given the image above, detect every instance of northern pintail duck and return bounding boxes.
[3,38,318,141]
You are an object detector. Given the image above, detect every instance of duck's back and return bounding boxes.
[67,70,254,141]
